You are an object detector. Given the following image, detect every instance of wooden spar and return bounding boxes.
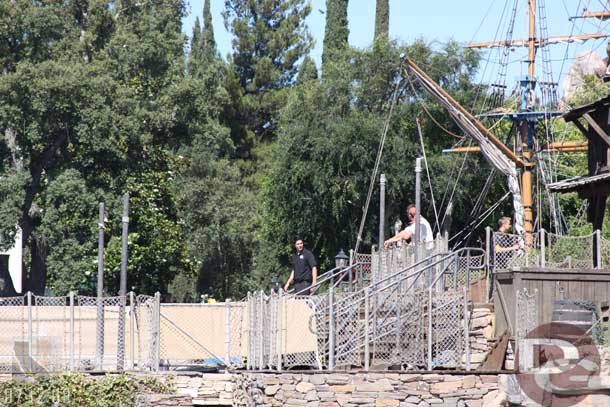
[401,59,533,168]
[444,141,588,154]
[579,11,610,20]
[466,33,608,49]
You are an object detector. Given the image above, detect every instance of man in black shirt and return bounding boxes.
[284,238,318,295]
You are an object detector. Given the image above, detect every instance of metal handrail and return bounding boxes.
[291,262,368,296]
[326,247,485,365]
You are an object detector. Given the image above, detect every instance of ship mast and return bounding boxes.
[466,0,608,235]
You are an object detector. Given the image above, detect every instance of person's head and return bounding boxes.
[406,204,416,224]
[498,216,512,233]
[294,237,304,252]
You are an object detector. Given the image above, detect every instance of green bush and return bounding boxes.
[0,373,173,407]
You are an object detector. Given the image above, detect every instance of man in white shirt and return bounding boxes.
[384,204,433,247]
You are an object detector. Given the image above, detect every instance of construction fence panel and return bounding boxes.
[282,295,320,369]
[332,290,364,368]
[516,288,539,371]
[545,232,594,269]
[371,290,425,369]
[429,290,465,369]
[0,296,25,373]
[32,295,69,372]
[76,295,125,371]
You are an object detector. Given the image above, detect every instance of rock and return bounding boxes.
[329,385,355,393]
[376,399,399,407]
[310,375,327,385]
[265,385,280,396]
[357,379,393,392]
[297,382,316,393]
[462,376,476,389]
[305,390,319,401]
[430,381,461,394]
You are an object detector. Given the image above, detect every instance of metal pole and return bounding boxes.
[427,289,433,370]
[96,202,105,371]
[276,293,282,372]
[485,227,491,302]
[154,292,161,371]
[69,291,75,371]
[364,288,370,371]
[129,291,135,370]
[540,228,546,268]
[328,284,335,370]
[27,291,32,372]
[415,158,422,246]
[118,193,129,370]
[379,174,386,247]
[463,286,471,371]
[225,299,232,368]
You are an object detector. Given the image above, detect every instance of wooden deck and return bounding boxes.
[492,268,610,336]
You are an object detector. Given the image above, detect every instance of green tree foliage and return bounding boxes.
[223,0,313,140]
[256,40,490,285]
[374,0,389,41]
[202,0,217,59]
[0,1,205,296]
[297,55,319,85]
[322,0,349,71]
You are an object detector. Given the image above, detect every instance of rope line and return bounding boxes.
[353,76,402,254]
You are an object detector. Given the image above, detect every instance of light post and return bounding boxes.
[334,248,350,289]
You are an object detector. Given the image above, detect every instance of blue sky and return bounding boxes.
[182,0,610,90]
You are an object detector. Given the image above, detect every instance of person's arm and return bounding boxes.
[384,229,413,247]
[284,270,294,292]
[310,266,318,293]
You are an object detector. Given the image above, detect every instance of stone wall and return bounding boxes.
[145,371,509,407]
[237,372,505,407]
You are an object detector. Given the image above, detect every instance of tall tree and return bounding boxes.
[322,0,349,72]
[297,55,318,85]
[202,0,216,59]
[188,17,202,75]
[374,0,389,41]
[223,0,313,140]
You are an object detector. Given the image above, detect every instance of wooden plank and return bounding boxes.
[594,280,607,303]
[519,273,610,282]
[582,113,610,148]
[542,280,555,325]
[479,330,509,371]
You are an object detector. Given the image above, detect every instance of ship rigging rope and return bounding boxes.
[353,76,402,255]
[450,191,511,246]
[415,117,440,232]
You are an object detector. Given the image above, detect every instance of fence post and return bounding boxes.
[117,193,129,371]
[364,288,370,371]
[246,291,253,370]
[465,250,471,289]
[540,228,546,268]
[129,291,135,370]
[69,291,75,371]
[485,227,491,302]
[463,287,471,371]
[225,299,232,368]
[596,229,602,269]
[276,292,282,372]
[427,290,433,370]
[27,291,33,372]
[328,284,335,370]
[96,202,105,371]
[153,292,161,371]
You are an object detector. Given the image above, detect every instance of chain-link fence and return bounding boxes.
[515,288,538,371]
[491,230,600,271]
[0,292,161,373]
